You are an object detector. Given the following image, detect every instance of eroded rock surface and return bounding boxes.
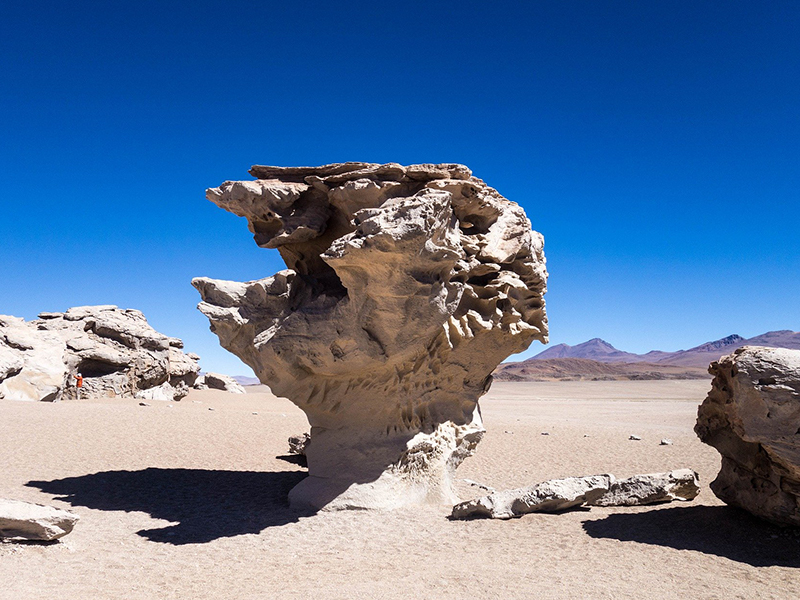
[588,469,700,507]
[0,306,200,402]
[451,475,612,519]
[696,346,800,526]
[195,372,247,394]
[0,499,79,541]
[193,162,548,510]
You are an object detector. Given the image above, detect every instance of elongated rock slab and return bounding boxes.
[588,469,700,506]
[194,162,548,510]
[451,475,612,520]
[0,499,79,541]
[695,346,800,526]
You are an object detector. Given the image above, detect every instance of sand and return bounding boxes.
[1,380,799,599]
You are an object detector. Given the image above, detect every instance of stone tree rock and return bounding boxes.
[0,306,201,402]
[696,346,800,526]
[193,162,548,510]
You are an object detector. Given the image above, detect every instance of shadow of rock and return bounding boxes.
[27,468,309,545]
[582,504,800,567]
[276,454,308,468]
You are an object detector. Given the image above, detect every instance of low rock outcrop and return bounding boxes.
[195,372,247,394]
[0,306,200,402]
[288,433,311,456]
[588,469,700,506]
[194,162,548,510]
[451,475,612,519]
[696,346,800,526]
[0,499,79,541]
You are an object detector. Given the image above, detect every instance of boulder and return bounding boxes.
[695,346,800,526]
[197,372,247,394]
[588,469,700,506]
[0,499,79,541]
[194,162,548,510]
[0,306,201,402]
[451,475,612,520]
[288,433,311,455]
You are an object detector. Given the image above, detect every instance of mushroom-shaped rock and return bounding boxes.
[695,346,800,526]
[193,162,548,511]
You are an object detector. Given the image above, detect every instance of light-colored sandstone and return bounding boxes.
[588,469,700,506]
[197,372,247,394]
[194,162,548,510]
[450,475,612,519]
[695,346,800,526]
[0,499,79,541]
[0,306,200,402]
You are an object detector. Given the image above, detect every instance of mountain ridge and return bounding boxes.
[527,330,800,368]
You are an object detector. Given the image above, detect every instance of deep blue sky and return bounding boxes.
[1,1,798,374]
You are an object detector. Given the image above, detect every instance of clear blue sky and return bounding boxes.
[1,1,798,375]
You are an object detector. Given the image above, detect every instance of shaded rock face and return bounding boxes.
[193,162,548,510]
[696,346,800,526]
[0,306,200,402]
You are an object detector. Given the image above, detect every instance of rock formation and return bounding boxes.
[696,346,800,526]
[587,469,700,507]
[0,306,200,402]
[0,499,79,541]
[193,162,548,510]
[451,475,612,519]
[195,372,247,394]
[451,469,699,519]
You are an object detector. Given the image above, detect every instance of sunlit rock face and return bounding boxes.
[696,346,800,526]
[193,162,548,511]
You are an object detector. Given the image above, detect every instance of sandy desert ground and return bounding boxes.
[2,380,799,600]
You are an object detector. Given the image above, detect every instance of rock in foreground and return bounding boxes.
[696,346,800,526]
[0,306,200,402]
[588,469,700,506]
[0,499,79,541]
[194,162,548,510]
[451,475,612,520]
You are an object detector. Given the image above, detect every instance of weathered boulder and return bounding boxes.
[696,346,800,526]
[588,469,700,507]
[451,475,612,520]
[0,499,79,541]
[194,162,548,510]
[0,306,201,402]
[288,433,311,456]
[195,372,247,394]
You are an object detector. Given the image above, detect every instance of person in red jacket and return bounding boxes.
[74,372,83,400]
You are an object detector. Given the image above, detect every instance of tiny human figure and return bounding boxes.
[74,372,83,400]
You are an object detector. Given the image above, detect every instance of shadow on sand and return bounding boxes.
[583,504,800,568]
[27,468,309,545]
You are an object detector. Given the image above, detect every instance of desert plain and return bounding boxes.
[2,380,799,600]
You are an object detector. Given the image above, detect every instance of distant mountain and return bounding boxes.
[527,330,800,369]
[232,375,261,386]
[494,358,708,382]
[532,338,641,363]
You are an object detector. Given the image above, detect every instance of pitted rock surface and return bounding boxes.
[0,306,200,402]
[194,162,548,510]
[696,346,800,526]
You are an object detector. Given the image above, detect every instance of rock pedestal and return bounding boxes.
[696,346,800,526]
[194,162,548,510]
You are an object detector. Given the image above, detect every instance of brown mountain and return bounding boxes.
[527,330,800,369]
[494,358,708,382]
